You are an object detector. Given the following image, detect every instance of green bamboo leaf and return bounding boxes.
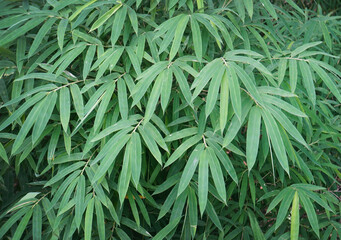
[144,71,163,123]
[206,200,223,231]
[262,94,307,118]
[188,187,198,237]
[92,117,139,142]
[169,15,189,61]
[0,207,27,239]
[92,134,130,183]
[172,65,192,105]
[0,17,46,46]
[291,42,322,57]
[70,84,84,119]
[60,87,70,132]
[152,217,181,240]
[260,0,277,19]
[206,66,225,118]
[94,82,115,132]
[299,60,316,105]
[0,92,46,131]
[161,68,173,112]
[289,59,298,92]
[56,44,87,76]
[291,191,300,240]
[94,198,105,240]
[83,45,96,80]
[248,210,266,240]
[220,69,229,131]
[244,0,253,19]
[118,141,132,204]
[12,208,33,240]
[299,191,320,237]
[277,58,287,86]
[261,108,289,175]
[28,18,57,57]
[191,15,202,62]
[16,37,26,74]
[0,142,9,164]
[239,173,248,210]
[275,190,295,229]
[208,147,226,202]
[57,18,68,50]
[32,92,57,144]
[198,149,209,216]
[75,175,85,229]
[45,161,85,186]
[32,205,42,240]
[127,7,138,34]
[69,0,97,21]
[110,5,127,45]
[11,97,45,154]
[84,198,94,240]
[130,132,142,187]
[266,104,308,148]
[246,106,261,172]
[178,145,203,196]
[310,61,341,103]
[90,3,122,31]
[319,21,332,50]
[139,127,163,165]
[164,134,202,168]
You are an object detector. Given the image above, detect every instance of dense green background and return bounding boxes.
[0,0,340,239]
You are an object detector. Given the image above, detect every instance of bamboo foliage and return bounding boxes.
[0,0,340,239]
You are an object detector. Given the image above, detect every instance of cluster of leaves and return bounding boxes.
[0,0,340,239]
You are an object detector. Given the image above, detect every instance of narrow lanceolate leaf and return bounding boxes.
[206,65,225,118]
[75,175,85,229]
[220,69,229,131]
[164,134,202,168]
[244,0,253,19]
[32,205,42,240]
[299,192,320,238]
[95,198,106,240]
[144,71,163,123]
[83,45,96,80]
[309,61,341,103]
[28,18,57,57]
[246,106,261,172]
[161,68,172,112]
[260,0,278,19]
[57,19,68,50]
[0,17,46,46]
[289,59,298,92]
[12,209,33,240]
[291,191,300,240]
[94,82,115,132]
[130,132,142,187]
[70,84,84,119]
[84,198,95,240]
[169,15,189,61]
[69,0,98,21]
[0,92,46,131]
[198,149,209,216]
[275,189,295,229]
[32,92,57,144]
[110,5,127,45]
[191,15,202,61]
[261,108,289,175]
[277,58,287,86]
[208,147,226,202]
[178,145,203,196]
[60,87,70,132]
[90,3,122,31]
[0,142,9,164]
[118,138,132,204]
[226,64,241,121]
[299,60,316,105]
